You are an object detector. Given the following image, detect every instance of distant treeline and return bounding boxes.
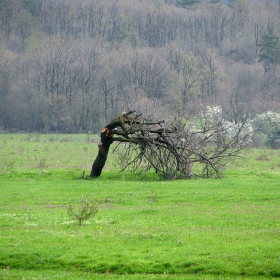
[0,0,280,132]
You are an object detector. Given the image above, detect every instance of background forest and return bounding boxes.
[1,0,280,135]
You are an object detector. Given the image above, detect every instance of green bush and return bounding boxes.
[67,196,98,226]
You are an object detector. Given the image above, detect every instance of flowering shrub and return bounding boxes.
[253,111,280,148]
[204,106,253,145]
[205,105,223,124]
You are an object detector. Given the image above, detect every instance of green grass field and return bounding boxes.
[0,134,279,279]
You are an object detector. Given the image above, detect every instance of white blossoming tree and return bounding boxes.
[253,111,280,148]
[204,106,254,146]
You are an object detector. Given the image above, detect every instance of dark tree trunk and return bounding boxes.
[90,111,133,177]
[90,142,110,177]
[90,127,114,177]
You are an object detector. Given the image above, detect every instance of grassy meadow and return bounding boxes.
[0,133,280,279]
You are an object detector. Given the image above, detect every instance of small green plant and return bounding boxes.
[5,160,17,169]
[36,158,47,168]
[34,133,40,142]
[67,196,98,226]
[26,133,33,142]
[256,152,271,161]
[48,135,58,143]
[149,189,158,203]
[60,136,72,142]
[87,131,92,143]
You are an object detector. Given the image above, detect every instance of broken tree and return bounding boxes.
[90,110,169,177]
[90,110,252,179]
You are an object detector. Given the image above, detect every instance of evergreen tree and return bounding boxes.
[228,0,249,15]
[177,0,201,8]
[209,0,222,4]
[228,0,238,8]
[259,28,280,73]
